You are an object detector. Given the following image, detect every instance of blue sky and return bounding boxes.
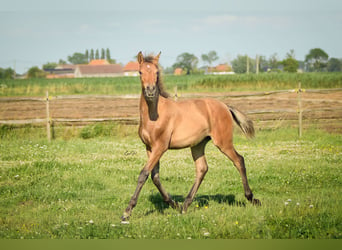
[1,0,342,73]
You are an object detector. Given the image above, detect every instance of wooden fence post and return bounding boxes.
[246,55,249,74]
[174,86,178,101]
[297,82,303,138]
[46,91,51,141]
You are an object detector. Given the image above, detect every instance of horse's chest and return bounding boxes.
[139,127,152,146]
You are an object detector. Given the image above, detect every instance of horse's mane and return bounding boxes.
[143,55,170,98]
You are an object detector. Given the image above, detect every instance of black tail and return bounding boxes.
[228,106,255,139]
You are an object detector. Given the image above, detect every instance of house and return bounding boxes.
[206,64,234,75]
[174,68,183,75]
[45,68,75,79]
[123,61,139,76]
[45,65,76,78]
[88,59,110,65]
[74,64,124,78]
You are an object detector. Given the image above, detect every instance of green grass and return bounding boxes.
[1,72,341,97]
[0,125,341,239]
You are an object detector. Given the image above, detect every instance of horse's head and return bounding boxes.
[137,51,161,100]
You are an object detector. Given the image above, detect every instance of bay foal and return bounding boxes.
[121,52,260,221]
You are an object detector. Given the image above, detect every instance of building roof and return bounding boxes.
[89,59,110,65]
[77,64,123,75]
[215,64,231,72]
[124,61,139,71]
[174,68,183,75]
[56,64,77,70]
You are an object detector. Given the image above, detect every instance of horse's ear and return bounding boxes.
[137,51,144,64]
[153,51,161,64]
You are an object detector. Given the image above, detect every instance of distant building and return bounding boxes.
[123,61,139,76]
[206,64,234,75]
[174,68,183,75]
[74,64,123,78]
[45,62,124,78]
[45,65,76,78]
[88,59,110,65]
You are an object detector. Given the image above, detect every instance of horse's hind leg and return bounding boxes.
[216,141,260,205]
[151,161,179,209]
[182,139,209,213]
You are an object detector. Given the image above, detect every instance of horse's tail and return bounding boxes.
[228,106,255,139]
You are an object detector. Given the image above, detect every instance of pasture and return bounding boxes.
[0,124,341,239]
[0,73,342,239]
[1,72,342,97]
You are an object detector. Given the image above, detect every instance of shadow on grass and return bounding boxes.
[148,193,246,214]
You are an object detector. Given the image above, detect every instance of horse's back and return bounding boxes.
[166,98,233,149]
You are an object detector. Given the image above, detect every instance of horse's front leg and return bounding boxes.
[121,147,165,222]
[151,161,179,210]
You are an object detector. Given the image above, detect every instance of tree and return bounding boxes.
[85,49,89,63]
[43,62,58,70]
[27,66,46,78]
[258,55,268,72]
[327,58,342,72]
[105,48,116,63]
[268,53,279,71]
[281,49,299,73]
[173,52,199,74]
[58,59,67,65]
[95,49,100,60]
[305,48,329,72]
[231,55,255,73]
[67,52,88,64]
[201,51,219,72]
[90,49,94,61]
[0,67,15,79]
[101,48,105,59]
[106,48,111,61]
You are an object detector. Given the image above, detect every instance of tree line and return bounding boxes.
[66,48,116,65]
[1,47,342,79]
[169,48,342,75]
[42,48,116,71]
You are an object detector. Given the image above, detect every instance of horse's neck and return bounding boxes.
[140,93,160,121]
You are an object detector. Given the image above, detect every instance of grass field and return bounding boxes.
[0,124,341,239]
[1,72,342,97]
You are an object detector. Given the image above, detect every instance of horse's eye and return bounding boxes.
[139,71,142,75]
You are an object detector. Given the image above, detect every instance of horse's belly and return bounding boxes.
[169,125,209,149]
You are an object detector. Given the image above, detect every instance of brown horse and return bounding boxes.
[121,52,260,221]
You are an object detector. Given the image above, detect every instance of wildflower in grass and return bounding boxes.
[89,219,94,224]
[296,202,300,206]
[284,202,289,206]
[235,221,239,225]
[203,232,210,237]
[309,205,314,208]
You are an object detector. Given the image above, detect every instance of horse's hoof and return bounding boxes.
[171,200,180,210]
[252,198,261,206]
[121,220,130,225]
[121,212,130,223]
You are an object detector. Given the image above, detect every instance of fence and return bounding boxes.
[1,85,342,141]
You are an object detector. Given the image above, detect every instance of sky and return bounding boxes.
[1,0,342,74]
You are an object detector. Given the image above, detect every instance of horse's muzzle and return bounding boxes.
[144,85,157,99]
